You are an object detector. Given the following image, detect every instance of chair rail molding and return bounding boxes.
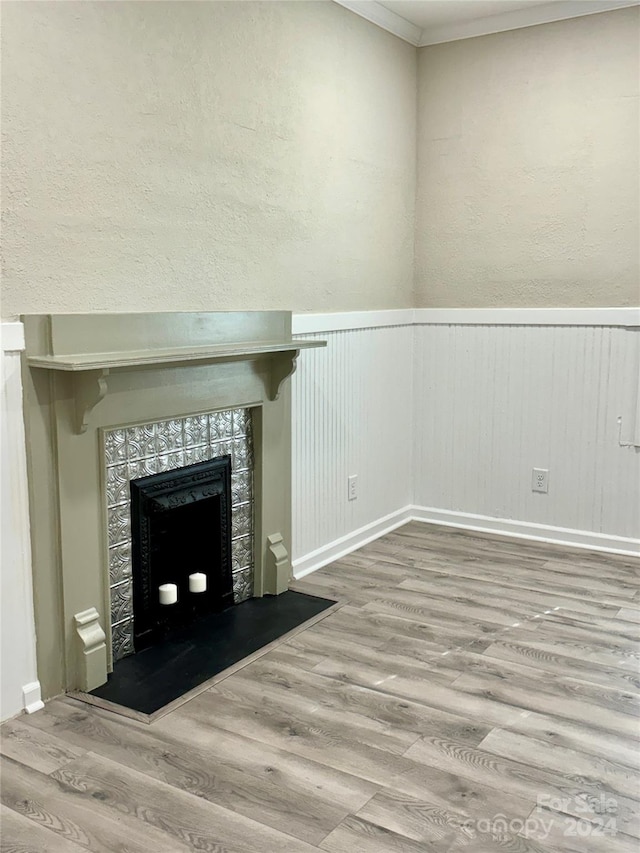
[292,307,640,334]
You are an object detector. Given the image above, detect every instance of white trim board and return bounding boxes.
[410,507,639,558]
[1,322,25,353]
[412,307,640,327]
[292,307,640,334]
[293,506,414,578]
[293,505,639,579]
[293,310,414,335]
[1,335,41,720]
[22,682,44,715]
[9,313,640,344]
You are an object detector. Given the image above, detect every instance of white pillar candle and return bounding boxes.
[159,583,178,605]
[189,572,207,594]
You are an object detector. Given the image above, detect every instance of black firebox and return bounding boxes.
[130,456,234,651]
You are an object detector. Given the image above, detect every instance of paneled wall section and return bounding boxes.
[291,315,640,574]
[292,325,414,568]
[1,325,42,721]
[413,323,640,540]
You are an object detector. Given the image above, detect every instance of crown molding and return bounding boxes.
[333,0,639,47]
[333,0,422,45]
[418,0,640,47]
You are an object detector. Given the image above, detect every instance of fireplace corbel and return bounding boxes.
[28,337,312,435]
[21,312,325,697]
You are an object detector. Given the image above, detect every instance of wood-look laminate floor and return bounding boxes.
[2,522,639,853]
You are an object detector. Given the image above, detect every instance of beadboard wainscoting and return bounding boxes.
[291,310,640,577]
[412,321,640,550]
[0,324,43,721]
[291,321,414,576]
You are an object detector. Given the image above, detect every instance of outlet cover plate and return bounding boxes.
[532,468,549,493]
[348,474,358,501]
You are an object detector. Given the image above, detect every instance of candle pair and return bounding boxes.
[159,573,207,605]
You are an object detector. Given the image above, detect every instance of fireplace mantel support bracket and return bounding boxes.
[74,369,110,434]
[269,350,300,402]
[27,342,324,434]
[67,351,298,433]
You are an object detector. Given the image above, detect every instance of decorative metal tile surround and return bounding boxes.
[104,409,254,661]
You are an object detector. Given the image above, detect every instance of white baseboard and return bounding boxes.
[292,506,414,579]
[410,506,640,557]
[22,681,44,714]
[293,504,639,579]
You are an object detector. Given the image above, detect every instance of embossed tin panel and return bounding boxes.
[104,408,254,659]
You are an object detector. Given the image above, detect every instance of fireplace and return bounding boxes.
[103,407,255,661]
[21,311,325,698]
[130,456,234,652]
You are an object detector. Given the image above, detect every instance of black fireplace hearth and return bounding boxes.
[90,590,335,715]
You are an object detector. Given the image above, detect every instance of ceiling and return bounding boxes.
[381,0,552,29]
[334,0,640,46]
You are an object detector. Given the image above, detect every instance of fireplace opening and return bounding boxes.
[130,456,234,652]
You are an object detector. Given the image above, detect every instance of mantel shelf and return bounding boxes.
[27,336,326,433]
[27,338,325,372]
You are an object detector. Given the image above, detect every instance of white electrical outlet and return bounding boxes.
[348,474,358,501]
[532,468,549,493]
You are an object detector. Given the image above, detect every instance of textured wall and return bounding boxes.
[415,7,640,307]
[0,1,416,319]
